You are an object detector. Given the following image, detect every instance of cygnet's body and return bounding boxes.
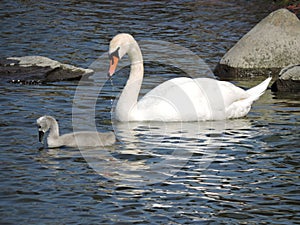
[37,115,115,148]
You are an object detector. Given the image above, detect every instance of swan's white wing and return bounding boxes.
[217,81,249,106]
[219,77,271,118]
[127,77,268,121]
[133,77,217,121]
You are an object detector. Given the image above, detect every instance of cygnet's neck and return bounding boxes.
[48,116,60,138]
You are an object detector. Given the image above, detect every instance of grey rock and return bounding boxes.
[271,64,300,92]
[1,56,94,84]
[214,9,300,78]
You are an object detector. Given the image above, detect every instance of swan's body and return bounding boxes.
[108,33,271,122]
[37,115,115,148]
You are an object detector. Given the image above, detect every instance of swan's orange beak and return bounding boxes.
[108,55,119,77]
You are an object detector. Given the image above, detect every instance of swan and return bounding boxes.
[37,115,116,148]
[108,33,272,122]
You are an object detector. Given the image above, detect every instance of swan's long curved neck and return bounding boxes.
[116,41,144,121]
[48,117,60,138]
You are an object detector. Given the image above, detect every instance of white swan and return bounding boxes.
[108,33,272,122]
[37,115,115,148]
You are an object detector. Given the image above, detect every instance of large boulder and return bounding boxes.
[271,64,300,92]
[0,56,93,84]
[214,9,300,79]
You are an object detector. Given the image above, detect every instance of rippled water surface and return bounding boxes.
[1,1,299,224]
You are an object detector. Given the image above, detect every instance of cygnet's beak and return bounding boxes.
[39,130,45,143]
[108,55,119,77]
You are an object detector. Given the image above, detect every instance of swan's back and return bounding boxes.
[217,80,249,106]
[132,77,270,121]
[136,77,214,121]
[135,77,242,121]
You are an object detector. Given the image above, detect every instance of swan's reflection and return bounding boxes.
[81,119,252,187]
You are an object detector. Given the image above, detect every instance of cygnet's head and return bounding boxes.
[36,115,53,142]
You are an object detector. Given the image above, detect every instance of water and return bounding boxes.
[1,1,299,224]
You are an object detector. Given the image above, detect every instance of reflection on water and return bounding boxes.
[1,0,299,224]
[111,120,252,185]
[83,121,224,186]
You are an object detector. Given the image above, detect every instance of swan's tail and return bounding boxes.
[246,77,272,101]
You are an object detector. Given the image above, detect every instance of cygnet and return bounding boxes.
[37,115,115,148]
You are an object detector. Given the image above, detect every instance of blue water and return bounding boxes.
[1,1,299,224]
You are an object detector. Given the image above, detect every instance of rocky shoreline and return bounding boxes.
[0,56,93,84]
[271,64,300,92]
[214,9,300,92]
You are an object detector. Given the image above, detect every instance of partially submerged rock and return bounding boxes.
[271,64,300,92]
[0,56,93,84]
[214,9,300,79]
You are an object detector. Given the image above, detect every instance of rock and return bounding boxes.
[271,64,300,92]
[0,56,94,84]
[214,9,300,79]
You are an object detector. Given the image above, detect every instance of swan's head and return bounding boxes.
[108,33,138,77]
[36,115,53,143]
